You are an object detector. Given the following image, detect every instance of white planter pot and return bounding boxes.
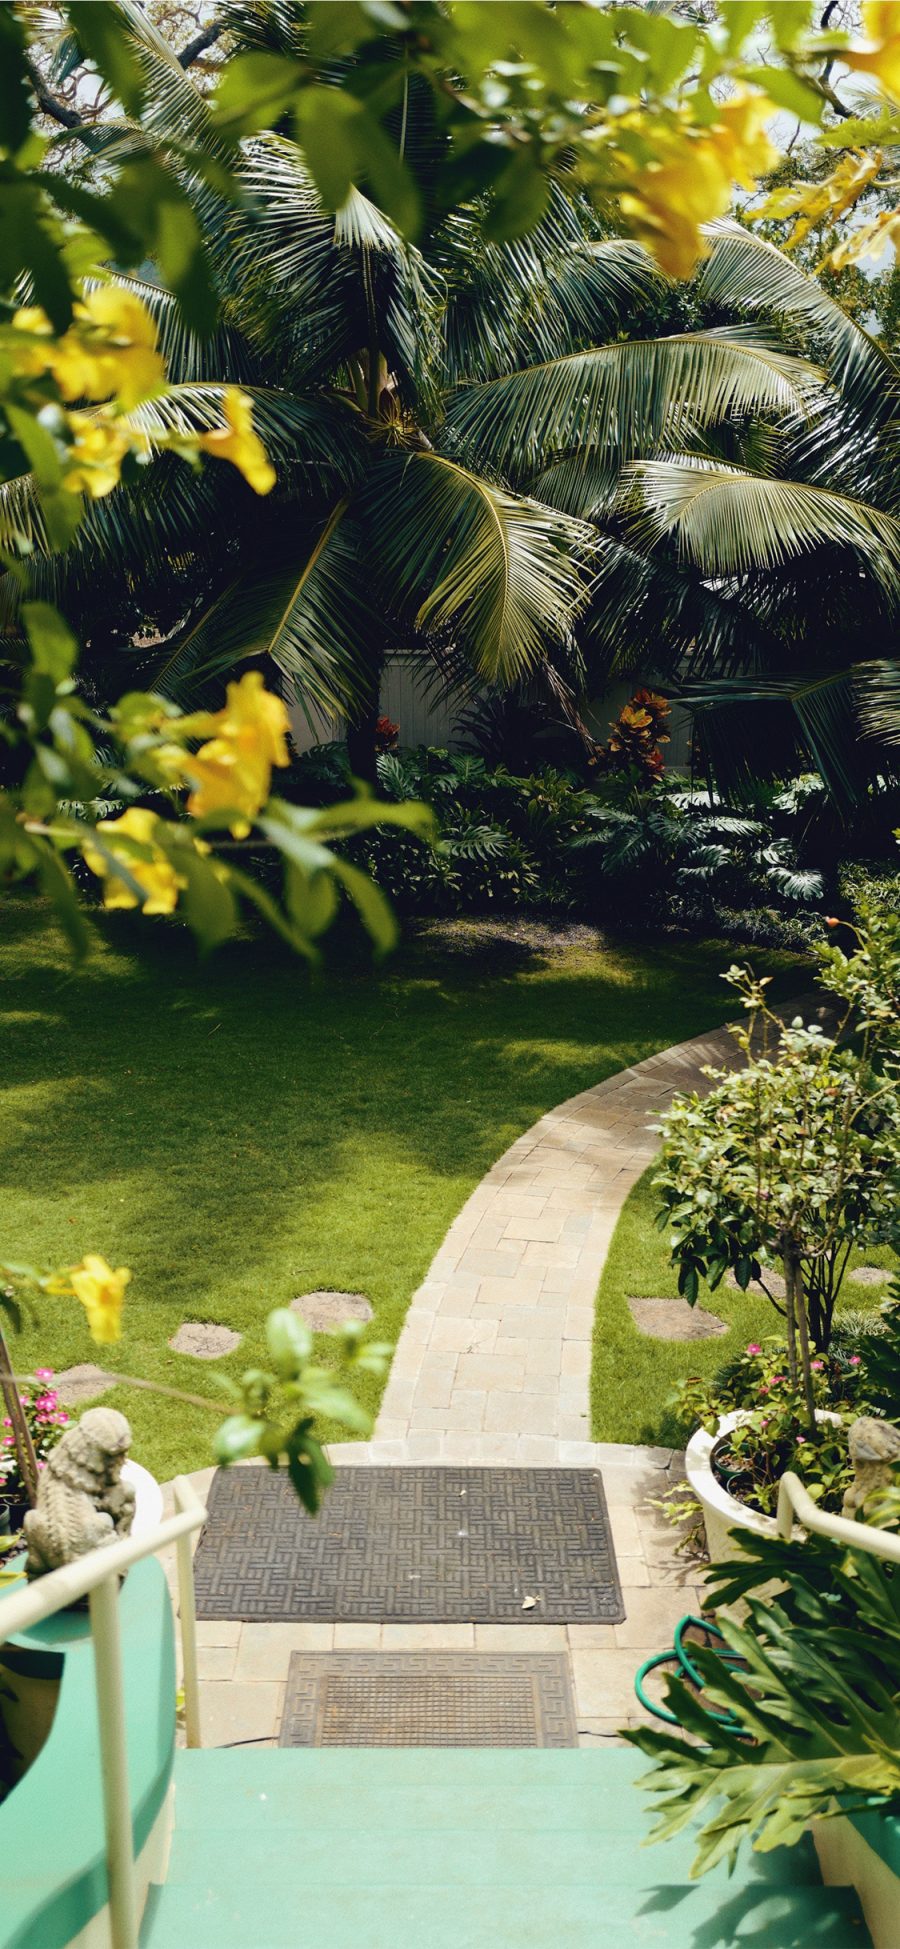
[685,1408,842,1562]
[123,1459,163,1539]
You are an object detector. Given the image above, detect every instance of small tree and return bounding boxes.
[654,910,900,1430]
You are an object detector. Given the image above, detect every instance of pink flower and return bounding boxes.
[796,1436,807,1445]
[35,1369,53,1381]
[849,1355,861,1365]
[746,1344,762,1356]
[811,1360,823,1372]
[770,1374,785,1385]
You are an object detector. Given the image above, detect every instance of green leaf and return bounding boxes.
[332,856,398,956]
[68,6,146,115]
[177,847,238,951]
[483,149,550,245]
[0,8,33,156]
[212,1413,263,1464]
[294,88,356,212]
[212,51,299,141]
[744,65,824,125]
[114,158,218,338]
[21,602,78,684]
[266,1306,313,1379]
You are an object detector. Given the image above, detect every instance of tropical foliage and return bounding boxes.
[5,2,898,800]
[290,743,840,932]
[627,1523,900,1878]
[655,912,900,1430]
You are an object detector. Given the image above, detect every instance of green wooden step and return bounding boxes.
[162,1823,822,1893]
[143,1878,869,1948]
[141,1748,871,1948]
[165,1749,819,1892]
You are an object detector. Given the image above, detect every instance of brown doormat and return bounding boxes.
[279,1651,578,1747]
[192,1466,624,1623]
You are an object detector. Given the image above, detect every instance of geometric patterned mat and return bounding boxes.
[192,1467,623,1623]
[279,1651,579,1746]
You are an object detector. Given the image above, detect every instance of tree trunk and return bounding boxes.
[0,1325,39,1506]
[784,1244,817,1435]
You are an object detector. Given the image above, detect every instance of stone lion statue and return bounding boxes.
[23,1407,135,1580]
[841,1416,900,1522]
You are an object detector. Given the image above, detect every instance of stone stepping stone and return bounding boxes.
[291,1290,373,1333]
[726,1267,787,1300]
[628,1297,727,1341]
[169,1322,242,1359]
[849,1266,890,1286]
[54,1363,117,1407]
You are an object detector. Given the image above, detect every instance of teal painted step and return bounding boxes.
[164,1747,820,1889]
[144,1879,867,1948]
[142,1748,871,1949]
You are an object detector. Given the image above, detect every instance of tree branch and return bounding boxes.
[24,54,80,130]
[178,22,224,69]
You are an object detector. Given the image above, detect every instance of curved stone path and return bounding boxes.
[165,997,825,1747]
[347,1018,740,1466]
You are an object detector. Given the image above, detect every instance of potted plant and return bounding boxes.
[626,1511,900,1949]
[678,1336,864,1557]
[654,908,900,1554]
[0,1371,71,1537]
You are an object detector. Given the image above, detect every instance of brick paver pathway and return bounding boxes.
[163,1000,821,1748]
[369,1019,741,1461]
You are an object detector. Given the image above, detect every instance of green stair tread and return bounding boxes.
[143,1880,869,1949]
[164,1814,820,1892]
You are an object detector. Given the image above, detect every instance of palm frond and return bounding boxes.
[698,222,896,419]
[625,459,900,593]
[83,275,255,385]
[127,383,365,483]
[856,659,900,745]
[152,502,376,716]
[360,452,591,686]
[442,334,821,489]
[104,0,217,145]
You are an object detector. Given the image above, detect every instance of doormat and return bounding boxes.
[279,1651,579,1747]
[192,1467,623,1623]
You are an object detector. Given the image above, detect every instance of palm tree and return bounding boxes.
[1,3,827,777]
[505,222,900,804]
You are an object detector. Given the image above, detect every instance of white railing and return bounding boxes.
[777,1471,900,1563]
[0,1474,207,1949]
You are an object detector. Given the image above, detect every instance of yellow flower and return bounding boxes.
[176,671,291,836]
[197,389,276,495]
[619,90,779,280]
[81,806,185,914]
[13,287,165,409]
[828,202,900,268]
[63,412,131,500]
[845,1,900,102]
[67,1255,130,1345]
[754,150,883,248]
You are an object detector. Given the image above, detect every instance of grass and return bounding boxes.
[1,896,806,1482]
[590,1167,895,1448]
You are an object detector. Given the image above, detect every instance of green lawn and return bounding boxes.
[1,897,805,1482]
[590,1167,895,1447]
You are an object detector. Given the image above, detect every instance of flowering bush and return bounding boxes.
[673,1337,866,1519]
[0,1372,70,1514]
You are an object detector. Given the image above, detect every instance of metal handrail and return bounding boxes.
[0,1473,207,1949]
[776,1470,900,1562]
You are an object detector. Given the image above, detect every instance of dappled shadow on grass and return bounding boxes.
[1,897,809,1309]
[1,896,809,1475]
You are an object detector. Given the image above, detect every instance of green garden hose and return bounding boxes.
[634,1613,748,1731]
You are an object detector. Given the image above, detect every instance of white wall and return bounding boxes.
[287,653,693,769]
